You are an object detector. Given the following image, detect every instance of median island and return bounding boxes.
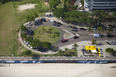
[34,26,61,43]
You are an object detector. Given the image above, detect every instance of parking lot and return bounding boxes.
[21,17,116,57]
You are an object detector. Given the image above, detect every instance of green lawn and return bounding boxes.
[34,26,61,43]
[0,0,48,56]
[0,3,21,56]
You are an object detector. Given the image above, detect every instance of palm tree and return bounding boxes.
[88,27,93,33]
[59,49,63,56]
[49,28,53,34]
[97,27,104,34]
[38,31,41,34]
[73,43,79,49]
[41,27,46,33]
[65,48,69,51]
[107,26,113,34]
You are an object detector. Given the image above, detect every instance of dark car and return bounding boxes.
[72,28,78,32]
[73,27,78,29]
[73,36,79,39]
[53,22,61,27]
[69,25,73,28]
[41,18,47,22]
[53,23,60,26]
[61,39,68,43]
[80,28,86,30]
[57,22,62,25]
[106,34,114,37]
[28,30,34,36]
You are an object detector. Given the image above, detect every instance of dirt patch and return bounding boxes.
[17,4,36,12]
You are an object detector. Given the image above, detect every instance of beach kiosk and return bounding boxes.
[85,46,101,57]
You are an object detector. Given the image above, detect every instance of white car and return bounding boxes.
[30,47,33,49]
[24,41,26,44]
[94,34,101,38]
[106,40,115,45]
[50,20,54,23]
[28,45,30,47]
[26,42,29,45]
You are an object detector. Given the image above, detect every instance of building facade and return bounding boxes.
[84,0,116,11]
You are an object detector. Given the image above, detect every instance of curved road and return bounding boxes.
[18,31,58,55]
[19,16,116,54]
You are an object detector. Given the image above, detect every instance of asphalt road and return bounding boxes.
[27,21,116,47]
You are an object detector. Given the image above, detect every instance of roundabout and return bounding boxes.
[19,17,67,55]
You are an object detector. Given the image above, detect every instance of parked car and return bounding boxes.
[68,25,73,28]
[50,20,54,23]
[30,47,33,49]
[26,42,29,45]
[24,41,26,44]
[53,23,60,26]
[28,30,34,36]
[106,40,116,45]
[80,28,86,30]
[53,21,61,27]
[57,22,62,25]
[61,39,68,43]
[73,27,78,29]
[41,18,47,22]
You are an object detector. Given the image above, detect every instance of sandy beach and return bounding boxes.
[0,63,116,77]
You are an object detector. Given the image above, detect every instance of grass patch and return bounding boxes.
[19,48,77,57]
[40,48,77,56]
[34,26,61,43]
[0,3,21,56]
[0,0,49,56]
[54,49,77,56]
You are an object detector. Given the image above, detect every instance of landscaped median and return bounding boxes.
[34,26,61,43]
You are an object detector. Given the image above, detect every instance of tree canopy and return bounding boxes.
[20,25,28,32]
[113,12,116,17]
[63,10,90,24]
[42,41,51,49]
[53,8,64,18]
[0,0,21,4]
[91,10,109,20]
[105,48,116,55]
[49,0,61,10]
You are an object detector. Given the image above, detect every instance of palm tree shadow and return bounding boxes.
[110,66,116,68]
[0,64,9,67]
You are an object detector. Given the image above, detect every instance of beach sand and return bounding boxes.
[0,63,116,77]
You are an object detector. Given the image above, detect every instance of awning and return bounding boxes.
[85,46,96,50]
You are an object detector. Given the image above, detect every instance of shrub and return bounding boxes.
[23,50,32,56]
[105,48,115,54]
[21,33,27,38]
[20,25,28,32]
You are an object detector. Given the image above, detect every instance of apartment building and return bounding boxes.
[84,0,116,11]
